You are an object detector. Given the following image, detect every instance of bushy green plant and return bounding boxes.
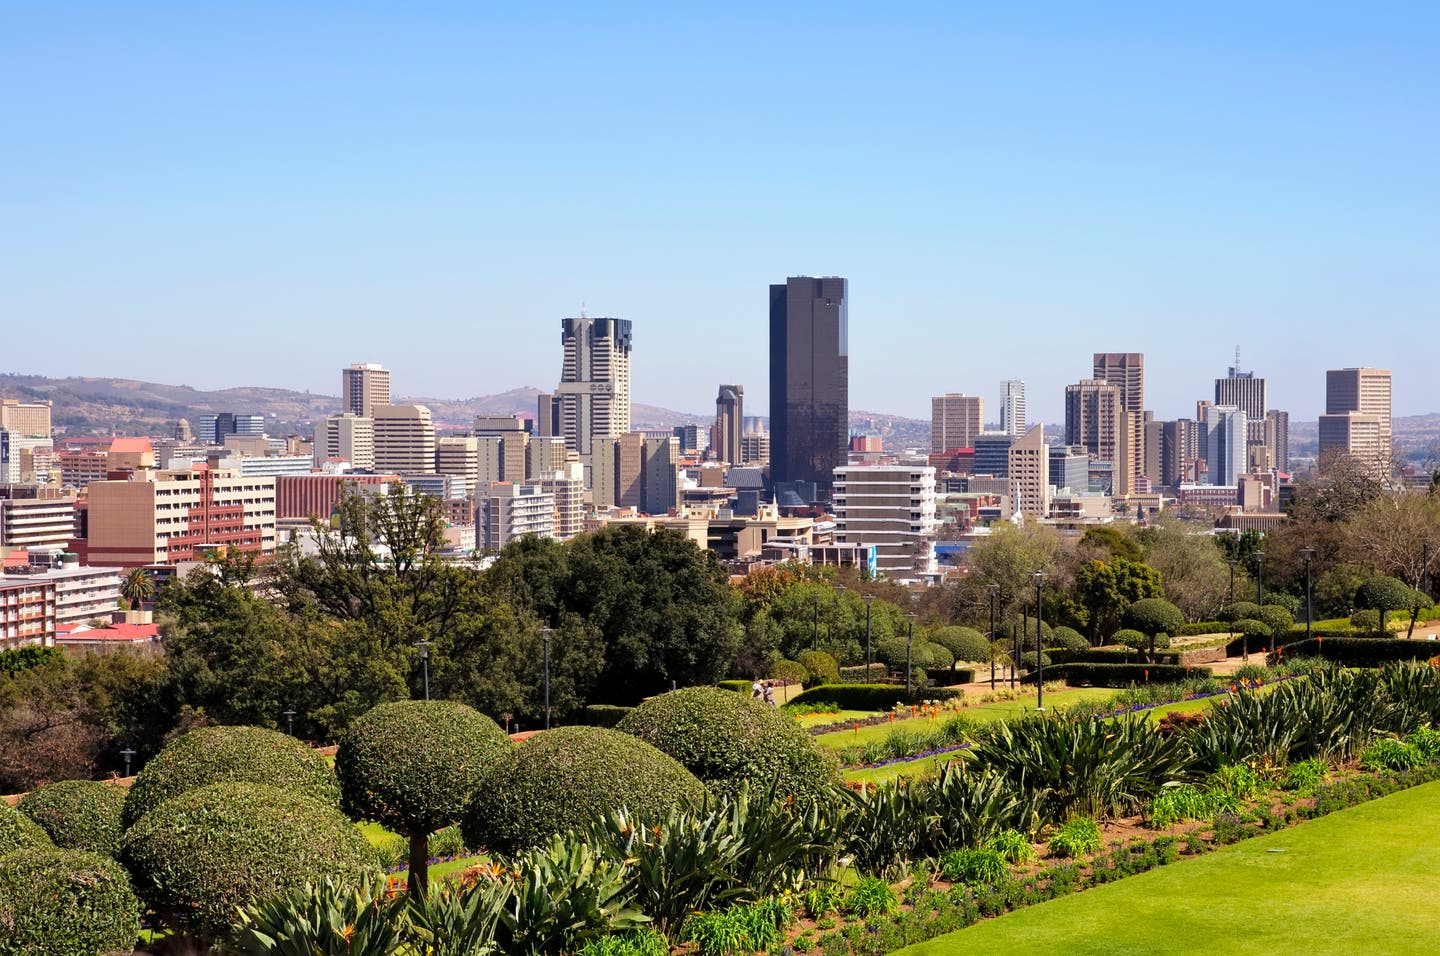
[796,650,840,687]
[685,908,752,956]
[938,848,1006,884]
[1224,601,1262,622]
[783,683,962,711]
[1281,758,1328,793]
[1019,651,1051,670]
[922,642,955,671]
[122,724,339,828]
[1211,763,1263,800]
[802,883,844,918]
[336,700,511,896]
[1360,738,1423,771]
[769,659,810,684]
[232,877,406,956]
[1049,627,1088,653]
[1257,604,1295,640]
[1046,818,1103,858]
[928,626,991,663]
[1408,727,1440,761]
[405,877,510,956]
[498,835,648,955]
[0,802,51,856]
[985,829,1038,865]
[1112,629,1149,652]
[17,779,126,857]
[843,876,898,920]
[463,726,705,854]
[578,705,635,728]
[121,782,381,935]
[1147,785,1222,829]
[577,929,671,956]
[617,687,840,800]
[0,847,141,956]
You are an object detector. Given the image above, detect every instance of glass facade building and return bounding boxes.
[769,276,848,495]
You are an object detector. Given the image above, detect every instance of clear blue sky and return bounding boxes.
[2,3,1436,424]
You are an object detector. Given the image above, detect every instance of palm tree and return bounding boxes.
[120,568,155,611]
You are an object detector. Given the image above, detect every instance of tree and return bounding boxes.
[1078,526,1143,563]
[1256,605,1295,647]
[1123,598,1184,661]
[1074,558,1163,643]
[1344,491,1440,635]
[1354,575,1414,636]
[119,568,154,611]
[964,522,1073,623]
[335,700,511,898]
[1138,516,1233,621]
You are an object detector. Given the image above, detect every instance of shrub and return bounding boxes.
[1047,818,1103,858]
[1232,619,1271,645]
[1224,602,1262,622]
[1409,727,1440,761]
[1257,605,1295,639]
[1280,638,1438,667]
[0,848,141,956]
[1360,739,1423,772]
[1050,627,1088,653]
[1281,758,1328,794]
[938,848,1007,885]
[577,704,635,728]
[717,680,753,694]
[1176,621,1229,636]
[122,724,339,828]
[462,726,705,854]
[1349,609,1381,633]
[616,687,840,800]
[1112,629,1149,652]
[231,876,408,956]
[985,829,1038,865]
[843,876,898,919]
[578,930,671,956]
[0,802,51,856]
[336,700,512,896]
[769,659,810,684]
[839,663,887,683]
[1019,651,1052,671]
[1147,785,1218,829]
[783,684,963,712]
[929,626,991,663]
[121,782,380,935]
[918,642,952,671]
[16,779,126,856]
[796,650,840,688]
[1124,599,1185,642]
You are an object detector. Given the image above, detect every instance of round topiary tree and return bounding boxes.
[928,626,990,664]
[795,649,840,687]
[17,779,126,857]
[0,803,51,856]
[768,659,809,684]
[121,782,380,936]
[1224,601,1262,623]
[1355,575,1414,635]
[1050,626,1089,653]
[0,847,140,956]
[461,726,705,855]
[1234,618,1270,654]
[335,699,512,897]
[921,642,955,671]
[616,687,840,802]
[1020,651,1052,671]
[1112,629,1150,652]
[1124,598,1185,660]
[122,724,339,828]
[1257,604,1295,647]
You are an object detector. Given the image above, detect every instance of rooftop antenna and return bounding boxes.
[580,301,587,319]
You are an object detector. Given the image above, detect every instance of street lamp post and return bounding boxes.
[1254,551,1268,652]
[121,748,135,778]
[283,709,296,736]
[864,593,875,676]
[415,640,433,701]
[1011,620,1019,690]
[905,612,916,699]
[1034,571,1046,711]
[541,627,552,731]
[987,584,998,689]
[1227,557,1243,660]
[834,585,846,650]
[812,592,820,651]
[1302,548,1316,643]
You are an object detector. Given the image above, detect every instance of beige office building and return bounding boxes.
[436,437,481,496]
[1093,353,1144,413]
[0,400,53,439]
[527,437,573,480]
[1008,424,1050,519]
[342,363,391,418]
[714,385,744,465]
[0,495,78,550]
[594,433,644,511]
[931,393,984,454]
[1065,379,1122,464]
[1323,368,1392,473]
[87,467,277,566]
[319,413,376,471]
[373,404,435,475]
[536,462,585,540]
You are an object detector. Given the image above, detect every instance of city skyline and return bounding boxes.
[2,6,1436,422]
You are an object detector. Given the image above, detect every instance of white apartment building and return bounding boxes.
[483,482,556,550]
[832,464,938,577]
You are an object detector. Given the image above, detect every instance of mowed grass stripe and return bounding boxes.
[900,779,1440,956]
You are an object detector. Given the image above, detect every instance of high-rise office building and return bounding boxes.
[556,317,632,484]
[714,384,744,464]
[1008,424,1050,519]
[930,394,983,454]
[372,404,436,475]
[1202,405,1248,486]
[1065,379,1122,463]
[473,416,530,484]
[1049,444,1089,493]
[1215,366,1266,421]
[1093,353,1144,413]
[973,433,1015,478]
[642,436,681,516]
[435,437,481,497]
[770,276,848,496]
[593,433,644,510]
[0,400,53,439]
[318,413,376,471]
[832,464,937,577]
[1000,380,1027,438]
[1321,368,1392,473]
[1266,410,1290,472]
[342,363,391,418]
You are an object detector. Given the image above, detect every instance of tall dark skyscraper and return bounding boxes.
[770,276,848,496]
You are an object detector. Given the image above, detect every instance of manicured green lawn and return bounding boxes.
[900,779,1440,955]
[816,688,1115,751]
[844,752,964,786]
[789,709,877,729]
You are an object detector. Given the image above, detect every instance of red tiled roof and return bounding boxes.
[58,622,159,642]
[107,437,153,454]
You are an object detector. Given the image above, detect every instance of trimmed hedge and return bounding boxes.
[782,683,963,712]
[16,780,126,857]
[839,663,888,683]
[768,659,810,684]
[928,626,990,663]
[1026,662,1211,687]
[1047,646,1140,666]
[122,724,340,828]
[615,687,840,800]
[718,680,753,694]
[796,650,840,687]
[462,726,705,855]
[1277,637,1440,667]
[0,848,141,956]
[121,782,380,934]
[1177,622,1228,636]
[926,666,977,687]
[1050,626,1089,653]
[336,700,512,840]
[575,704,635,728]
[0,802,52,856]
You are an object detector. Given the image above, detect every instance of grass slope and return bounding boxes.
[901,779,1440,955]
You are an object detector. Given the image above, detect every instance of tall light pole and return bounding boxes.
[834,585,846,650]
[863,593,875,676]
[1227,557,1242,660]
[812,592,820,651]
[415,640,432,701]
[1424,540,1432,604]
[1033,571,1045,712]
[283,709,296,736]
[1011,620,1019,690]
[987,584,998,690]
[541,626,552,730]
[905,612,916,699]
[1254,550,1268,652]
[1301,548,1315,643]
